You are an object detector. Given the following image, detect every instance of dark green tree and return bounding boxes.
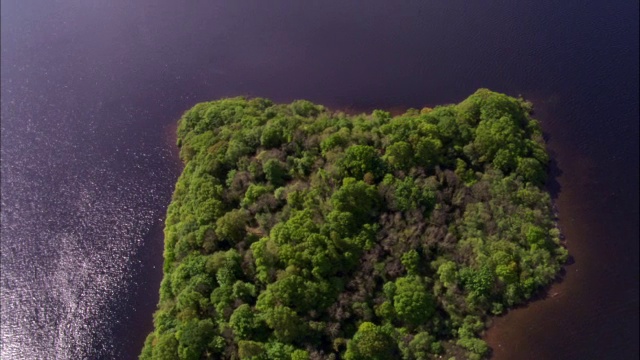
[344,322,398,360]
[339,145,385,180]
[393,276,436,327]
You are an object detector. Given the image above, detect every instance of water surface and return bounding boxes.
[1,1,637,359]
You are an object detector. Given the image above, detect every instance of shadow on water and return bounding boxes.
[544,141,563,201]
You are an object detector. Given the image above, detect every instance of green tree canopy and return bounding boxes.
[141,91,565,360]
[344,322,398,360]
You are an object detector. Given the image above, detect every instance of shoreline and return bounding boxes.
[482,103,598,359]
[141,95,567,359]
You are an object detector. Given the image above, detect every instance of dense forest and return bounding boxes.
[140,89,567,360]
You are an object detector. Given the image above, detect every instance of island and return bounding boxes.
[140,89,567,360]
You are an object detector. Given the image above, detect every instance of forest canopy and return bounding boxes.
[140,89,567,360]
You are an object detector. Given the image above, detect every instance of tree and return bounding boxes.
[391,177,433,212]
[261,123,284,148]
[525,224,547,250]
[238,340,266,360]
[262,306,305,343]
[265,341,302,360]
[291,99,322,117]
[401,250,420,275]
[414,137,442,169]
[230,304,257,340]
[140,333,154,360]
[151,331,179,360]
[437,261,458,288]
[321,133,348,155]
[242,184,272,208]
[175,319,216,360]
[474,116,524,164]
[215,209,249,244]
[291,349,310,360]
[460,265,494,300]
[456,337,489,359]
[339,145,385,180]
[331,178,380,227]
[492,148,517,173]
[374,301,395,323]
[516,157,545,185]
[393,276,436,326]
[344,322,398,360]
[263,159,287,187]
[405,331,436,360]
[384,141,413,171]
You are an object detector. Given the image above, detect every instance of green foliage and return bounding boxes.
[291,349,310,360]
[176,319,216,360]
[437,261,458,288]
[403,331,436,360]
[393,276,436,327]
[331,178,380,227]
[456,337,489,358]
[474,116,524,166]
[290,99,323,117]
[389,177,435,212]
[230,304,257,340]
[140,333,154,360]
[414,137,442,169]
[344,322,398,360]
[401,250,420,275]
[261,123,285,149]
[321,132,348,155]
[263,159,288,187]
[238,340,266,359]
[151,331,179,360]
[375,301,396,323]
[460,266,494,300]
[262,305,305,343]
[215,209,249,244]
[264,341,303,360]
[516,157,546,185]
[384,141,414,171]
[242,184,272,207]
[339,145,385,180]
[142,91,565,360]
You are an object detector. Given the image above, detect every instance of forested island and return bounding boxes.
[140,89,567,360]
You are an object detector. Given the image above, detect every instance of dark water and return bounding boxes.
[1,1,637,359]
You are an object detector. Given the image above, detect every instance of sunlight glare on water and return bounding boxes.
[1,150,169,358]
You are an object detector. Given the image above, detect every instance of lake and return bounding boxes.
[1,1,637,359]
